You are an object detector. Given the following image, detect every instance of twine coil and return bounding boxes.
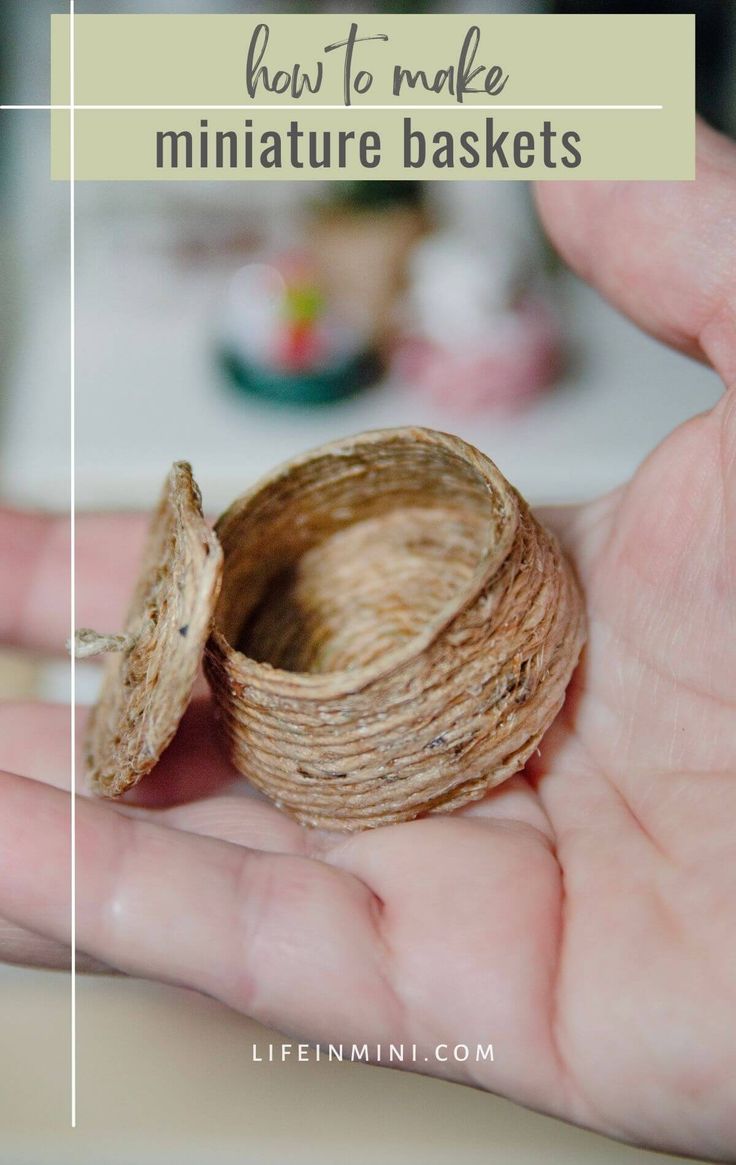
[204,428,585,830]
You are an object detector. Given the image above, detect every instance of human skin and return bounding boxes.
[0,118,733,1161]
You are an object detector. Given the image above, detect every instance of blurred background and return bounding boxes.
[0,3,733,1163]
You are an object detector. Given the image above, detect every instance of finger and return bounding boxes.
[0,750,108,969]
[0,510,146,655]
[0,699,312,863]
[0,772,400,1045]
[0,698,237,803]
[535,117,736,385]
[0,916,108,974]
[120,794,315,853]
[0,702,78,791]
[0,694,235,806]
[457,774,555,844]
[0,694,309,970]
[0,917,67,968]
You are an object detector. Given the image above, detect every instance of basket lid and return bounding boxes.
[75,462,223,797]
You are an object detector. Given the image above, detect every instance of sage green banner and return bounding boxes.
[50,13,694,181]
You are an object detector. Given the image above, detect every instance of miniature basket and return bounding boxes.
[76,428,585,831]
[204,427,585,830]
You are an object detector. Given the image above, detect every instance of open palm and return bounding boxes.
[1,120,734,1160]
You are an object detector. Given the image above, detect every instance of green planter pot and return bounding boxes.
[219,344,383,407]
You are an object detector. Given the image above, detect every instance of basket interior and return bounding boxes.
[215,436,500,675]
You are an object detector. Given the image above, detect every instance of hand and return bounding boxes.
[1,117,734,1161]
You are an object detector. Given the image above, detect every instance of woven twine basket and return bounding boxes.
[76,428,585,830]
[203,427,585,830]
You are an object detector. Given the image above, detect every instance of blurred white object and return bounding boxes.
[408,232,520,340]
[396,230,561,412]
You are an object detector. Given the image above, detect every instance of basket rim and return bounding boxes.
[207,426,520,700]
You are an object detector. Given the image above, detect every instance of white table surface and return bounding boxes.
[1,248,721,513]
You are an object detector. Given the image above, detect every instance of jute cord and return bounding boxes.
[76,431,585,828]
[204,428,586,830]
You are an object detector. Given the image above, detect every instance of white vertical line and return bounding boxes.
[69,0,77,1133]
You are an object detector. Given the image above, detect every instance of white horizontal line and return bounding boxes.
[0,103,664,112]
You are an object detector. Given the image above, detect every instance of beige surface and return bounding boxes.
[0,649,40,701]
[0,967,703,1165]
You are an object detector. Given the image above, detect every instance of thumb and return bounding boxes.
[535,118,736,705]
[534,117,736,387]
